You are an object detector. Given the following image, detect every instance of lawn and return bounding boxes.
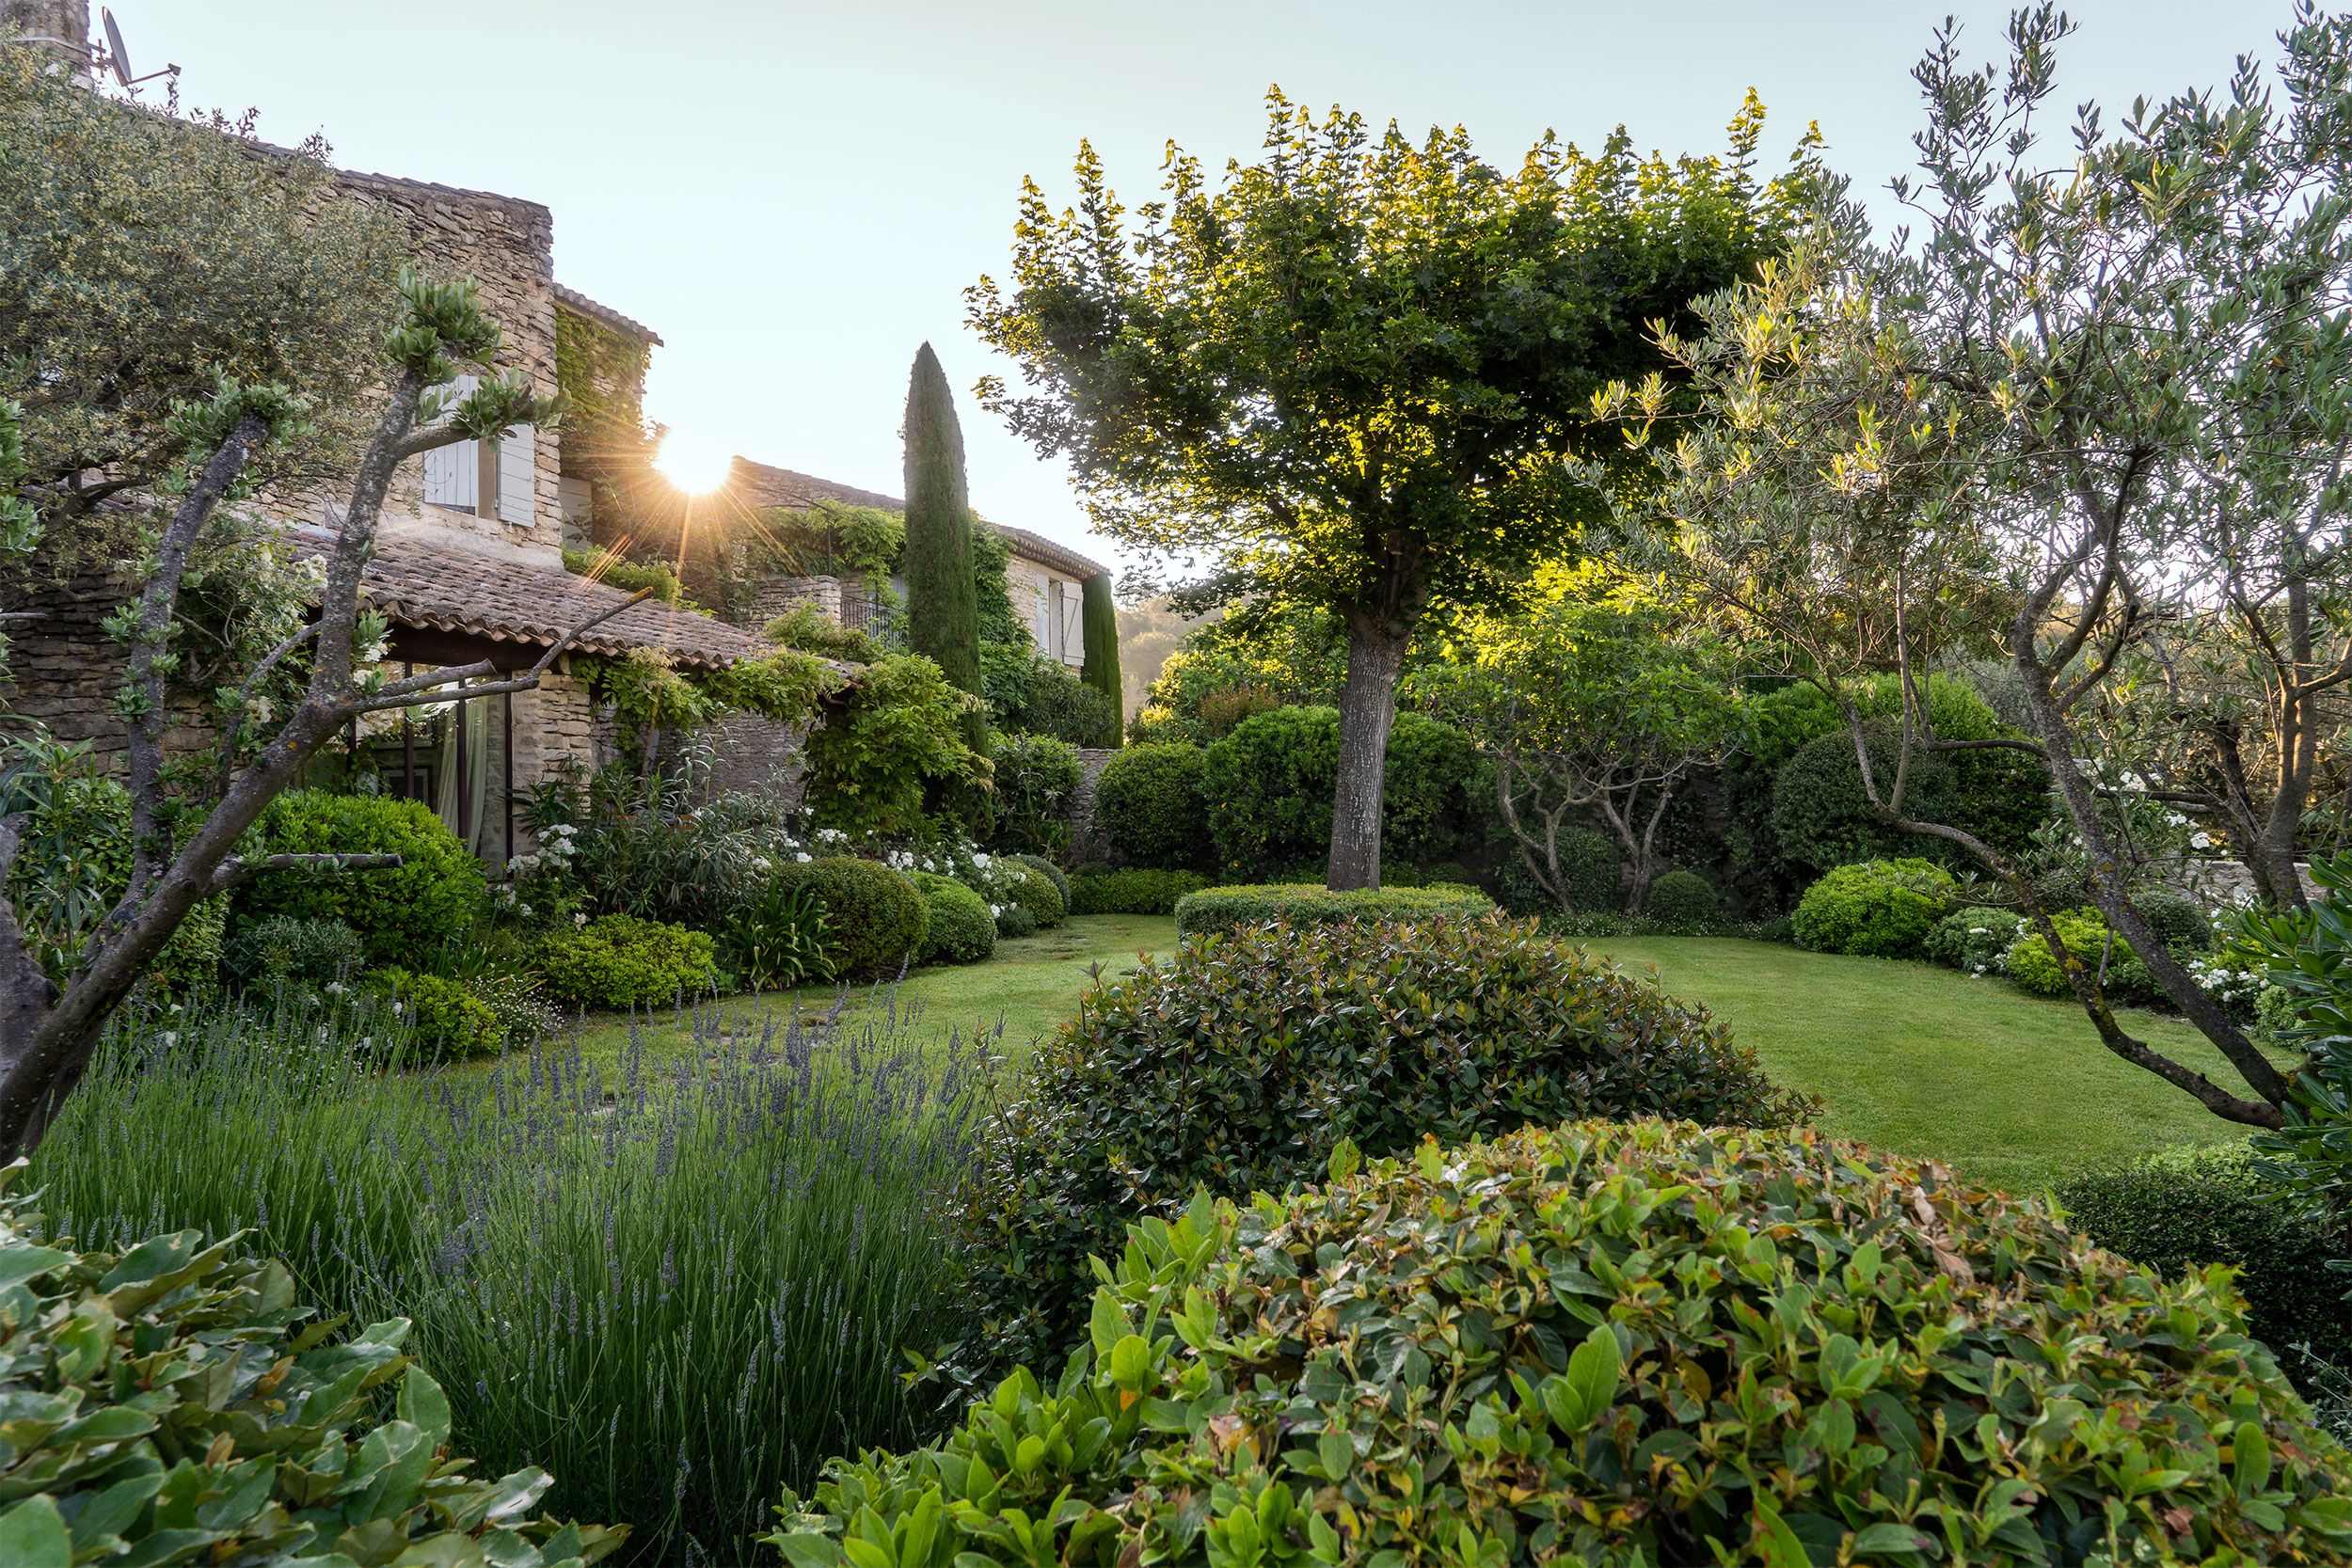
[577,916,2268,1190]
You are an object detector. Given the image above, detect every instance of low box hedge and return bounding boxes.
[1069,867,1206,915]
[1172,879,1495,936]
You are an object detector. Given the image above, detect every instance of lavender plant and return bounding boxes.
[30,987,991,1563]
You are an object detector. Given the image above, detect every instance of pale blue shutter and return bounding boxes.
[495,425,534,528]
[421,373,480,511]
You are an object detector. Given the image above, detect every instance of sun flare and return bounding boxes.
[655,434,736,496]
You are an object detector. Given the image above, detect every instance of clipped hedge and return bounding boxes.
[2007,907,2163,1005]
[911,871,995,965]
[0,1179,624,1565]
[1172,880,1495,937]
[359,966,501,1058]
[1011,853,1070,910]
[771,855,930,977]
[1791,858,1957,958]
[536,914,718,1009]
[1068,867,1207,916]
[1642,867,1721,927]
[958,916,1809,1371]
[1090,742,1212,871]
[777,1119,2351,1566]
[235,790,487,969]
[1199,705,1485,877]
[1002,859,1065,930]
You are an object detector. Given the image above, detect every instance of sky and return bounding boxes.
[117,0,2290,583]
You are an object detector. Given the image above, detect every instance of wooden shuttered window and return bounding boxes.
[495,426,534,528]
[420,373,479,512]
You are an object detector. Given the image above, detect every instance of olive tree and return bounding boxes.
[0,273,639,1158]
[969,90,1811,889]
[1613,3,2352,1128]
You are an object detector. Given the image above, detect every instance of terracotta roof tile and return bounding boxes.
[726,458,1111,579]
[553,282,663,346]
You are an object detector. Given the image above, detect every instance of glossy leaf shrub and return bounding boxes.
[1067,867,1206,915]
[1011,853,1070,909]
[1171,879,1494,936]
[536,913,718,1009]
[1791,857,1957,958]
[771,856,930,978]
[957,916,1808,1371]
[1923,905,2026,975]
[2006,907,2162,1005]
[776,1121,2352,1567]
[1641,866,1722,927]
[1001,859,1065,930]
[0,1173,624,1565]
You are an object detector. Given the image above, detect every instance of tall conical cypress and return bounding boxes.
[902,343,983,708]
[1079,571,1123,746]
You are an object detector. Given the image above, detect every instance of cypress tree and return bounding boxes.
[901,342,983,706]
[1079,571,1123,746]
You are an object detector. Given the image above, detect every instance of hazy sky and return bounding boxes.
[119,1,2288,579]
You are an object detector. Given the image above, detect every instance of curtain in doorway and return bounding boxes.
[435,699,490,854]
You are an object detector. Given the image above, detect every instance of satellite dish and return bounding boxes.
[100,8,130,88]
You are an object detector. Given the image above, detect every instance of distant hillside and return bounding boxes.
[1117,595,1210,714]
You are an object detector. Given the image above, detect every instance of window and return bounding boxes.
[420,372,535,528]
[1045,579,1067,659]
[1061,582,1084,664]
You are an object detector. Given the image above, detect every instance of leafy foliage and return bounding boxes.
[1066,867,1207,916]
[1790,859,1957,959]
[360,965,502,1058]
[803,655,990,840]
[768,602,882,662]
[779,1117,2343,1568]
[721,876,833,992]
[911,873,996,966]
[233,790,486,971]
[986,732,1082,857]
[2007,909,2163,1006]
[1001,860,1065,931]
[987,650,1121,749]
[903,345,984,715]
[1923,906,2026,976]
[956,917,1808,1370]
[1641,867,1722,927]
[1078,573,1122,739]
[1171,881,1494,938]
[1201,705,1484,877]
[535,914,718,1009]
[1090,742,1211,871]
[219,912,363,990]
[1011,854,1069,908]
[561,545,688,606]
[0,1171,624,1566]
[771,857,930,979]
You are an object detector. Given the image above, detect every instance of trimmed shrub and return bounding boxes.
[1378,710,1486,866]
[2057,1142,2352,1376]
[1068,867,1207,915]
[719,876,831,991]
[2007,906,2163,1004]
[1924,904,2026,974]
[986,731,1083,856]
[1790,858,1957,958]
[993,901,1038,939]
[958,917,1810,1370]
[1002,858,1065,930]
[770,855,930,978]
[536,914,719,1009]
[1641,867,1721,927]
[775,1118,2352,1568]
[0,1181,625,1566]
[2137,885,2217,953]
[1091,741,1211,870]
[221,912,364,989]
[1172,880,1495,937]
[1200,705,1486,876]
[236,790,487,968]
[1012,852,1070,908]
[360,966,502,1058]
[910,871,996,964]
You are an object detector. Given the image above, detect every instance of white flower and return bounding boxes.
[2190,832,2213,849]
[573,911,589,927]
[160,1031,179,1048]
[795,851,811,863]
[973,852,992,867]
[753,856,773,872]
[325,981,348,996]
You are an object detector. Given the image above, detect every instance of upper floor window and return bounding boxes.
[420,372,535,529]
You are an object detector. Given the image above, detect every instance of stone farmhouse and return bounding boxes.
[0,3,1115,870]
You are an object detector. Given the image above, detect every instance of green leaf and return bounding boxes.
[398,1368,453,1447]
[1851,1522,1935,1558]
[0,1496,71,1568]
[0,1244,70,1291]
[1554,1322,1621,1431]
[2233,1419,2271,1498]
[1752,1498,1809,1568]
[1106,1334,1152,1391]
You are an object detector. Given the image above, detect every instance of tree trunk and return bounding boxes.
[1328,622,1407,892]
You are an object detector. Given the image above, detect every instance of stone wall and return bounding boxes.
[746,573,879,631]
[2174,857,2323,908]
[0,567,212,764]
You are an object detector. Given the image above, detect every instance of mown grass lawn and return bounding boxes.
[572,917,2269,1190]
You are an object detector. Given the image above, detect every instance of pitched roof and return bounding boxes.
[553,282,663,346]
[727,458,1111,579]
[290,526,758,672]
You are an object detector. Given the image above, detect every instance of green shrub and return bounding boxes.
[1378,709,1486,865]
[359,965,502,1057]
[1002,858,1065,930]
[776,1117,2352,1568]
[2006,906,2163,1004]
[3,768,225,995]
[986,731,1083,856]
[1172,880,1496,937]
[720,875,832,991]
[1641,866,1721,927]
[0,1180,626,1566]
[1200,706,1486,876]
[911,871,996,964]
[1012,852,1069,907]
[765,600,881,661]
[958,917,1810,1370]
[2137,885,2217,953]
[1923,904,2026,974]
[770,855,930,977]
[236,790,487,968]
[536,914,719,1009]
[1067,867,1207,915]
[1525,825,1624,912]
[993,901,1038,939]
[2057,1142,2352,1376]
[803,653,989,840]
[220,912,364,988]
[1790,858,1958,958]
[1091,741,1211,870]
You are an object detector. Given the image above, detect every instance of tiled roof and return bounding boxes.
[727,458,1111,579]
[290,526,758,672]
[553,282,663,346]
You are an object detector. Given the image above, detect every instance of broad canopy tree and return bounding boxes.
[970,90,1816,888]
